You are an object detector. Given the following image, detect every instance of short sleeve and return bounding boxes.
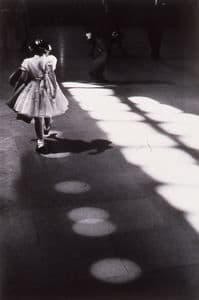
[47,55,57,71]
[20,58,29,71]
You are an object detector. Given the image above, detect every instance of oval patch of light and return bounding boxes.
[72,220,116,237]
[90,258,142,283]
[41,152,70,159]
[55,181,91,194]
[68,207,109,222]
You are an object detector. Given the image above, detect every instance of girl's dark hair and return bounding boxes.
[28,39,52,55]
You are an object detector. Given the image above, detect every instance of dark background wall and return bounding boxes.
[0,0,197,27]
[25,0,197,27]
[0,0,198,58]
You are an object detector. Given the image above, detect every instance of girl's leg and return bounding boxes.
[44,117,52,134]
[34,117,48,154]
[34,117,44,140]
[34,117,45,149]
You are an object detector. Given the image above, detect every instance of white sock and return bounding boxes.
[37,139,45,148]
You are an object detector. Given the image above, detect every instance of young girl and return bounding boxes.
[13,38,69,154]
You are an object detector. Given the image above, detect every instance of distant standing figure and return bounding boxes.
[86,30,109,82]
[85,0,113,82]
[109,27,127,57]
[10,39,69,154]
[148,0,166,60]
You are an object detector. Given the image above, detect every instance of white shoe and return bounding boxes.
[36,139,45,148]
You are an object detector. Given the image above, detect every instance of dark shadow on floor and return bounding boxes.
[45,136,112,155]
[3,148,199,299]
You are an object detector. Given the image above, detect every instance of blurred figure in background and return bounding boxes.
[109,24,127,57]
[85,0,113,82]
[86,30,110,82]
[148,0,166,60]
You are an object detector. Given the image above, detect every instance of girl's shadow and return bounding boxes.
[45,134,112,155]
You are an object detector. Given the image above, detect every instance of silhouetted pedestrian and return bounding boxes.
[148,0,166,60]
[86,0,113,82]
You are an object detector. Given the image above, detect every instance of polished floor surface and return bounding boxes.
[0,25,199,299]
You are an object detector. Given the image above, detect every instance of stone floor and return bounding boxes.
[0,25,199,299]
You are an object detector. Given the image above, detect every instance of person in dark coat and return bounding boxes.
[85,1,113,82]
[148,0,167,60]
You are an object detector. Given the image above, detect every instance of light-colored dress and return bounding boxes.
[14,54,69,117]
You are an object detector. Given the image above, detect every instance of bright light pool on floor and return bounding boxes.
[90,258,142,283]
[41,152,70,159]
[68,87,114,97]
[72,219,116,237]
[63,82,117,89]
[128,96,182,114]
[129,96,182,122]
[186,213,199,233]
[157,185,199,213]
[54,181,91,194]
[122,147,195,167]
[68,207,109,222]
[160,114,199,137]
[97,120,176,147]
[89,110,144,121]
[62,82,102,88]
[68,207,115,236]
[63,82,199,236]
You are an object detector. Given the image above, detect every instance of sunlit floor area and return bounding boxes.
[1,25,199,300]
